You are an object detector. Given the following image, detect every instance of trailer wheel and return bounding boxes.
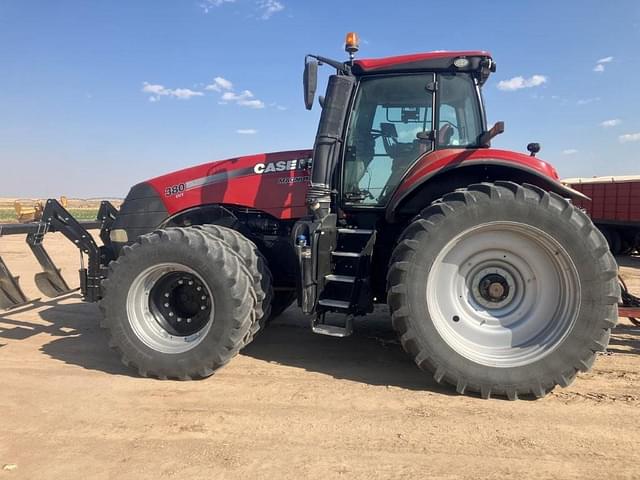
[100,228,255,379]
[191,224,273,345]
[387,182,618,399]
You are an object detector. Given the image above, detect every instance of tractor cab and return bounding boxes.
[295,34,499,334]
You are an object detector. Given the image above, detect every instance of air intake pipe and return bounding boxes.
[306,74,356,219]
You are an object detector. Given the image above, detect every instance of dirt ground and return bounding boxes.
[0,233,638,480]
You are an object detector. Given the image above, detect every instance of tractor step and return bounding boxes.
[337,228,374,234]
[325,274,355,283]
[311,313,353,337]
[314,227,377,321]
[318,298,350,309]
[331,251,361,257]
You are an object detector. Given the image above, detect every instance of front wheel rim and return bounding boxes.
[426,221,581,368]
[126,263,214,354]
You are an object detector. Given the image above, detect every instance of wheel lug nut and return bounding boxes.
[187,318,192,323]
[164,292,170,298]
[188,280,194,286]
[178,280,183,285]
[169,312,174,317]
[200,305,206,310]
[196,286,202,291]
[201,295,206,300]
[164,303,169,308]
[177,317,182,322]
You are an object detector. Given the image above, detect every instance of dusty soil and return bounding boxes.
[0,233,638,479]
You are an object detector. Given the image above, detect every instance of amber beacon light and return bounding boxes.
[345,32,360,59]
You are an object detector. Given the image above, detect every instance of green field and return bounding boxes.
[0,208,99,223]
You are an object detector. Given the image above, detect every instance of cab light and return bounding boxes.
[454,57,470,68]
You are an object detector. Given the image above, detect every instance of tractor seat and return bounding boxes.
[438,124,454,146]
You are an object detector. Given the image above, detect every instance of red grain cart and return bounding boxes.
[563,175,640,255]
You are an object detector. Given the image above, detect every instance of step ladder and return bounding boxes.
[312,228,376,337]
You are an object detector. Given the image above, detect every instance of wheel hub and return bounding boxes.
[126,263,215,354]
[150,272,212,336]
[471,267,516,310]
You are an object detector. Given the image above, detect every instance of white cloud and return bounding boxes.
[238,99,265,108]
[171,88,204,99]
[258,0,284,19]
[200,0,235,13]
[142,83,167,95]
[497,75,547,91]
[600,119,622,128]
[143,78,264,107]
[205,76,234,92]
[562,149,578,155]
[619,132,640,143]
[593,56,613,73]
[222,90,254,101]
[236,129,258,134]
[220,89,265,108]
[142,82,203,101]
[577,97,600,105]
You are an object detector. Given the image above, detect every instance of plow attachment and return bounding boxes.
[0,199,118,309]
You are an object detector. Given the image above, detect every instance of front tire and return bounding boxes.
[387,182,619,399]
[100,228,256,379]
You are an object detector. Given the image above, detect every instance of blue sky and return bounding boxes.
[0,0,639,197]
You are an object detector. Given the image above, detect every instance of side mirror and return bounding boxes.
[527,143,541,157]
[479,121,505,147]
[303,59,318,110]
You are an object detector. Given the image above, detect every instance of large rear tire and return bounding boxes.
[387,182,619,399]
[191,224,273,345]
[100,228,256,379]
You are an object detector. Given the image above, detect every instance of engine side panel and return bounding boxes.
[146,149,313,220]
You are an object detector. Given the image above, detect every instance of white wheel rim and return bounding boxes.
[426,221,581,367]
[126,263,214,354]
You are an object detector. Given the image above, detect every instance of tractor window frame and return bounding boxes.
[338,72,437,211]
[434,73,486,149]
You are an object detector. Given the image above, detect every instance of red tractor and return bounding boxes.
[0,34,618,399]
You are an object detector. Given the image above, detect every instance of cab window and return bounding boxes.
[437,74,483,147]
[343,74,435,206]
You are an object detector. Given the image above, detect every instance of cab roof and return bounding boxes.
[352,50,493,75]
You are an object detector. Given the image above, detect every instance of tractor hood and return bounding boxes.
[146,149,313,219]
[110,149,313,247]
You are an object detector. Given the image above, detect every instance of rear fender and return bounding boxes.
[386,160,589,223]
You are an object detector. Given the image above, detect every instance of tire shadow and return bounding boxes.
[242,305,455,394]
[0,293,131,375]
[607,322,640,355]
[2,296,454,393]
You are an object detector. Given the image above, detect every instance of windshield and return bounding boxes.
[343,74,435,206]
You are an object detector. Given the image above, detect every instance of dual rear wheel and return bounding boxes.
[100,226,272,380]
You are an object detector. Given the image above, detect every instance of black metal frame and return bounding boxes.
[0,199,117,308]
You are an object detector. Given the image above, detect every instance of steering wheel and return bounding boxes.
[439,120,459,134]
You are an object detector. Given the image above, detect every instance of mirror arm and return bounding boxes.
[307,54,351,74]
